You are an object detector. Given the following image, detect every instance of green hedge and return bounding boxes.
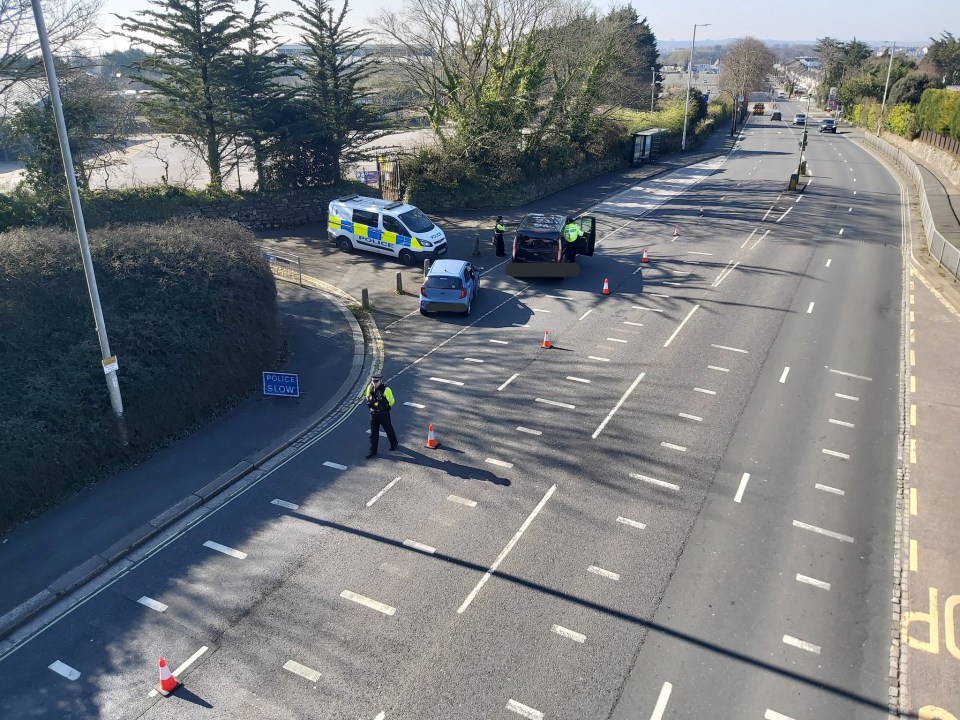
[0,219,280,531]
[916,89,960,139]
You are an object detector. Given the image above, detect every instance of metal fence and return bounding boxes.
[863,133,960,282]
[262,248,302,286]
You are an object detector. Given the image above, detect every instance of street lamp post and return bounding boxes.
[682,23,711,151]
[650,67,656,112]
[877,41,896,136]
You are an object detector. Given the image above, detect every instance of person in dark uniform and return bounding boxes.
[493,216,506,257]
[364,373,399,458]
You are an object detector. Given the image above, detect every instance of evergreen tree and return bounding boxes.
[605,6,660,109]
[927,32,960,86]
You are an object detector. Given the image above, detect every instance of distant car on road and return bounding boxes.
[818,118,837,133]
[793,113,806,125]
[420,259,481,316]
[770,111,782,121]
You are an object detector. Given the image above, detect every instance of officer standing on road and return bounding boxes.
[493,216,506,257]
[562,216,582,263]
[365,373,399,458]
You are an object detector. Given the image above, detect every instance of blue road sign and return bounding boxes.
[262,372,299,398]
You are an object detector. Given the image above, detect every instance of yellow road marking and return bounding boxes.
[911,294,915,304]
[911,404,917,426]
[910,487,917,515]
[910,310,915,322]
[919,707,958,720]
[911,375,916,393]
[910,328,915,343]
[910,439,917,464]
[911,349,916,366]
[910,280,915,290]
[910,539,918,571]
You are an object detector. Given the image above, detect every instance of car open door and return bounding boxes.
[576,216,596,256]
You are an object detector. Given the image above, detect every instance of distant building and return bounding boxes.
[796,57,821,70]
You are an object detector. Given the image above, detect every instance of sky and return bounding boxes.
[94,0,950,53]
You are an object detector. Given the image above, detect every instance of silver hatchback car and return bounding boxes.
[420,259,482,316]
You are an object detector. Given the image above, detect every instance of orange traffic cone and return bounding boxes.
[156,657,179,696]
[602,278,611,295]
[542,329,552,348]
[642,248,650,263]
[425,424,439,449]
[673,224,680,237]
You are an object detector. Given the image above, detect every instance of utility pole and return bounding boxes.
[681,22,710,151]
[650,67,656,112]
[877,42,896,136]
[30,0,128,443]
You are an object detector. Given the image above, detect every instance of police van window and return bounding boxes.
[352,209,378,228]
[399,208,434,233]
[382,215,406,236]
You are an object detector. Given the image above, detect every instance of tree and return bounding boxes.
[605,6,660,109]
[927,32,960,86]
[719,38,774,111]
[889,71,941,105]
[121,0,247,190]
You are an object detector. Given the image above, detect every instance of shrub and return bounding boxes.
[887,104,919,138]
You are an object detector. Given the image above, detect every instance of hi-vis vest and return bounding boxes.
[563,223,581,243]
[366,384,395,412]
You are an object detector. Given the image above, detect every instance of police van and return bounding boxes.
[327,195,448,265]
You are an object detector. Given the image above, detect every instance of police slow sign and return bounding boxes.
[262,372,300,398]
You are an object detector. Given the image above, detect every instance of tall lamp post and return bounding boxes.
[681,22,711,151]
[877,41,896,136]
[650,67,656,112]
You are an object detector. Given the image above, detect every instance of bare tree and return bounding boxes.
[719,37,775,107]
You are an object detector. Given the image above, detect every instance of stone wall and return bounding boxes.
[883,134,960,188]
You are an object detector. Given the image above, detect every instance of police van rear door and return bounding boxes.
[576,217,596,256]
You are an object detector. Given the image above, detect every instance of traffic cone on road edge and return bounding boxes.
[642,248,650,263]
[425,424,439,449]
[542,329,552,348]
[156,657,179,696]
[602,278,611,295]
[673,224,680,237]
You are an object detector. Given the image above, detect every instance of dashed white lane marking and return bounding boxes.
[708,365,729,372]
[762,206,774,222]
[835,392,859,401]
[711,344,747,354]
[839,228,844,236]
[796,573,831,590]
[848,207,853,212]
[649,292,671,298]
[694,387,716,395]
[617,516,646,529]
[137,596,168,612]
[323,461,347,470]
[661,442,687,452]
[404,401,425,408]
[506,699,544,720]
[588,356,611,362]
[663,304,700,347]
[663,281,684,287]
[148,646,209,697]
[783,634,821,654]
[340,590,396,616]
[793,519,854,543]
[373,713,386,720]
[366,429,388,437]
[624,321,644,327]
[536,398,575,409]
[815,483,845,496]
[490,339,509,345]
[712,261,740,287]
[779,367,790,383]
[607,337,628,343]
[551,624,587,643]
[587,565,621,581]
[367,477,402,507]
[630,472,679,491]
[679,413,702,421]
[517,426,542,435]
[826,258,832,267]
[688,251,713,255]
[765,708,799,720]
[632,306,664,312]
[511,323,530,328]
[734,472,750,503]
[463,357,484,363]
[579,309,594,321]
[458,485,556,614]
[829,418,854,428]
[650,682,673,720]
[828,367,873,381]
[448,495,477,507]
[822,448,850,460]
[403,539,437,554]
[592,371,645,438]
[48,660,80,681]
[806,301,815,314]
[566,376,591,383]
[776,206,793,223]
[741,229,757,249]
[485,457,514,469]
[498,373,519,391]
[203,540,247,559]
[271,499,299,510]
[530,308,551,313]
[284,659,321,683]
[430,376,464,386]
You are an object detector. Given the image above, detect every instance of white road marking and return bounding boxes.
[815,483,845,496]
[323,461,347,470]
[776,206,793,223]
[284,659,321,683]
[829,418,854,428]
[506,699,544,720]
[551,624,587,643]
[587,565,621,581]
[511,323,531,328]
[404,401,425,408]
[48,660,80,681]
[373,714,386,720]
[607,337,628,343]
[516,426,542,435]
[588,355,611,362]
[403,539,437,554]
[592,372,645,438]
[822,449,850,459]
[203,541,247,559]
[793,520,854,543]
[678,413,702,421]
[712,259,737,285]
[661,441,687,452]
[649,292,671,298]
[535,398,575,409]
[826,258,832,267]
[623,321,644,328]
[430,376,464,386]
[762,206,774,222]
[271,499,299,510]
[712,344,748,353]
[766,709,799,720]
[485,457,514,469]
[688,251,713,255]
[566,376,591,383]
[630,473,679,491]
[340,590,396,616]
[663,281,684,287]
[543,295,567,300]
[708,365,729,372]
[839,228,844,236]
[616,516,647,529]
[448,495,477,507]
[796,574,831,590]
[632,306,664,312]
[835,392,859,401]
[366,429,388,437]
[463,357,484,363]
[148,646,209,696]
[490,339,509,345]
[137,596,168,612]
[783,634,821,654]
[530,308,551,313]
[458,485,556,613]
[828,367,873,381]
[848,207,853,212]
[779,367,790,383]
[734,472,750,503]
[498,373,519,391]
[579,309,594,321]
[663,305,700,347]
[650,682,673,720]
[694,387,716,395]
[367,477,402,507]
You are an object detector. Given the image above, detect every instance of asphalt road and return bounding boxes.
[0,105,903,720]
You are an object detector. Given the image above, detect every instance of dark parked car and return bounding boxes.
[770,111,782,121]
[506,213,596,278]
[819,118,837,133]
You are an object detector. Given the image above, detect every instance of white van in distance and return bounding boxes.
[328,195,448,265]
